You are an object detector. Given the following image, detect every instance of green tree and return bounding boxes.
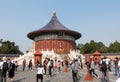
[77,43,84,53]
[0,40,23,54]
[82,43,92,54]
[108,41,120,53]
[77,40,109,54]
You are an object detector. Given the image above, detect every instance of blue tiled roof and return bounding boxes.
[27,14,81,40]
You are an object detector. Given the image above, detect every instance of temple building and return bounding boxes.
[27,11,81,64]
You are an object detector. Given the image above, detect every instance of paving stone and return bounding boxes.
[6,66,116,82]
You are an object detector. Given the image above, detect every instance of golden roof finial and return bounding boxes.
[53,10,56,16]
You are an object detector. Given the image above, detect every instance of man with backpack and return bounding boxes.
[1,57,9,82]
[100,57,109,82]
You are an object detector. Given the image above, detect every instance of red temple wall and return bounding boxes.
[35,40,76,54]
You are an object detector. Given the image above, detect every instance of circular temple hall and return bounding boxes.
[27,11,81,64]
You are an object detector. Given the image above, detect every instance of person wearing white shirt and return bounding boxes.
[0,58,3,82]
[101,57,110,82]
[116,77,120,82]
[117,59,120,77]
[36,64,44,82]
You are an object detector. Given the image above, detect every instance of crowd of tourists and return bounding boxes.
[35,57,83,82]
[70,56,120,82]
[22,59,33,71]
[0,57,17,82]
[21,58,65,82]
[1,56,120,82]
[36,58,64,82]
[33,56,120,82]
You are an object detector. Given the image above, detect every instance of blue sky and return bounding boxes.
[0,0,120,53]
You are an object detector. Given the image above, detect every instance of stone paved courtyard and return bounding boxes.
[6,66,117,82]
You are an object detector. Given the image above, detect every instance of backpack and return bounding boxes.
[2,62,9,71]
[72,63,78,73]
[101,61,107,73]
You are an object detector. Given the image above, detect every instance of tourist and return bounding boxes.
[22,59,26,71]
[36,64,44,82]
[65,60,69,68]
[28,59,32,70]
[15,60,18,71]
[47,59,52,76]
[0,58,3,82]
[57,60,61,73]
[117,58,120,77]
[78,57,83,69]
[71,59,79,82]
[77,58,83,77]
[50,59,54,75]
[61,60,64,67]
[36,60,40,68]
[106,58,111,72]
[43,60,47,75]
[7,58,11,68]
[94,58,99,69]
[90,58,99,79]
[0,57,9,82]
[100,57,110,82]
[114,57,119,76]
[8,60,15,82]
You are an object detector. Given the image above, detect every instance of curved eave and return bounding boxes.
[27,13,82,40]
[27,30,81,40]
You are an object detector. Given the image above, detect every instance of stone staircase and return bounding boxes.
[68,50,84,61]
[14,52,34,65]
[14,49,84,66]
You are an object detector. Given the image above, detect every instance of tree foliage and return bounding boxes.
[77,40,120,54]
[0,40,23,54]
[107,41,120,53]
